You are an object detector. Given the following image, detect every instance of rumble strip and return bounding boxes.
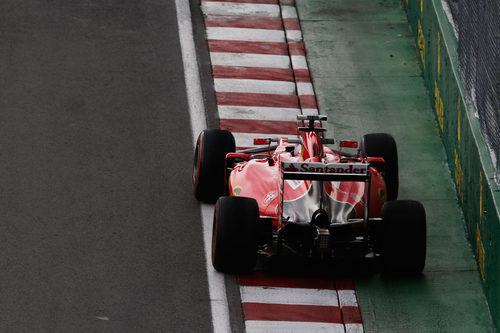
[201,0,319,149]
[239,273,363,332]
[199,0,364,331]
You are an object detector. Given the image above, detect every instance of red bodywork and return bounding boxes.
[226,128,387,233]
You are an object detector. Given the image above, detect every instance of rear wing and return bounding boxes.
[282,161,369,182]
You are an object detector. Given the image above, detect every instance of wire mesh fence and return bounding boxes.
[445,0,500,183]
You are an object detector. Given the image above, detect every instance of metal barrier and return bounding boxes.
[445,0,500,183]
[405,0,500,329]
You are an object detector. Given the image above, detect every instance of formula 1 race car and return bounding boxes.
[193,115,426,274]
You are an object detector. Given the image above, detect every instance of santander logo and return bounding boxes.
[283,162,368,174]
[283,164,299,172]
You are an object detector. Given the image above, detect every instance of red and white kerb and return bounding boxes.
[201,0,318,149]
[239,273,363,332]
[200,0,365,331]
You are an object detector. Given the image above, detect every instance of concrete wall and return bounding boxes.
[404,0,500,327]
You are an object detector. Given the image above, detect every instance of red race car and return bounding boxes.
[193,115,426,274]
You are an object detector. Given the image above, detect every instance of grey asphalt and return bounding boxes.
[0,1,213,332]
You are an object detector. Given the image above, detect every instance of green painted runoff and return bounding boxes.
[295,0,495,331]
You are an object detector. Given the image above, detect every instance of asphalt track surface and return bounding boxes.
[0,1,214,331]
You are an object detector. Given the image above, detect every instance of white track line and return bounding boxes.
[218,106,301,121]
[201,2,280,17]
[207,27,285,42]
[240,286,339,306]
[210,52,291,68]
[246,321,345,333]
[175,1,230,332]
[214,78,296,94]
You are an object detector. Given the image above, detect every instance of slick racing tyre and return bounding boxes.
[380,200,426,275]
[212,196,258,273]
[193,129,235,203]
[360,133,399,200]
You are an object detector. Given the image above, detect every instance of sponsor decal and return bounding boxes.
[286,179,304,190]
[263,191,278,206]
[377,188,386,201]
[284,163,299,172]
[232,185,243,196]
[283,162,368,175]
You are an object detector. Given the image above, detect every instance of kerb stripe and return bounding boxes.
[210,52,290,68]
[213,66,293,81]
[220,119,297,134]
[346,323,364,333]
[294,68,312,82]
[203,0,277,3]
[233,132,295,149]
[217,105,300,121]
[245,321,345,333]
[241,286,339,306]
[201,2,280,17]
[204,15,282,30]
[239,273,336,289]
[335,279,356,290]
[218,106,301,121]
[341,306,363,324]
[289,42,305,55]
[283,18,300,30]
[208,40,288,55]
[243,303,342,323]
[217,92,299,108]
[338,289,358,307]
[299,94,318,109]
[207,27,285,43]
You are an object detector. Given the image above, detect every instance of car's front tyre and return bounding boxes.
[193,129,235,203]
[360,133,398,200]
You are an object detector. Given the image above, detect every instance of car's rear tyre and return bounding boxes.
[380,200,426,274]
[193,129,235,203]
[360,133,398,200]
[212,196,258,273]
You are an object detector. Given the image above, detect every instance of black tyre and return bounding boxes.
[193,129,235,203]
[380,200,426,274]
[360,133,398,200]
[212,196,259,273]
